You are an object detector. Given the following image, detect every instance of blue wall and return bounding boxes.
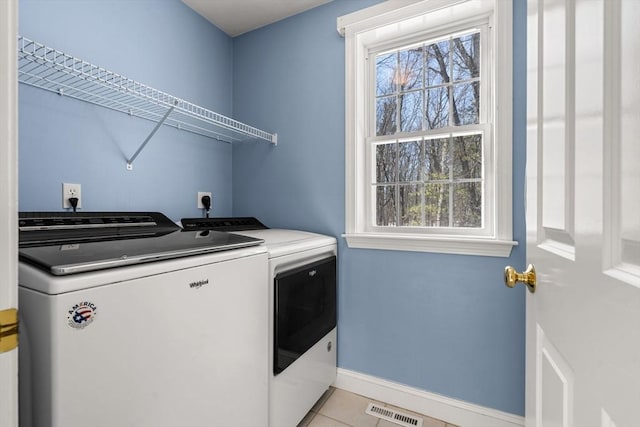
[18,0,527,417]
[232,0,527,416]
[19,0,234,220]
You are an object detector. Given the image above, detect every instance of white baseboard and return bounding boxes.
[334,368,525,427]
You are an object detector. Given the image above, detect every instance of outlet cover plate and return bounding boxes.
[62,183,82,209]
[197,192,212,209]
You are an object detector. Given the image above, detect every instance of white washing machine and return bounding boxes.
[182,218,338,427]
[18,212,270,427]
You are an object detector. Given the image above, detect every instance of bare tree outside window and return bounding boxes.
[374,30,483,229]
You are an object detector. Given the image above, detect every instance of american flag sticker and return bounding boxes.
[67,302,98,329]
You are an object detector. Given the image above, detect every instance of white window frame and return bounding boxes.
[338,0,517,257]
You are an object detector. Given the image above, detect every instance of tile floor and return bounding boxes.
[297,387,459,427]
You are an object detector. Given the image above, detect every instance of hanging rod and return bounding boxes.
[17,35,278,169]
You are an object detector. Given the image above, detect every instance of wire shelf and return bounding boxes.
[17,36,277,168]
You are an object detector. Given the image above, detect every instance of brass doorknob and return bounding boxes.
[504,264,537,293]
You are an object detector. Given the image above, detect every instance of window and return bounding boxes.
[374,28,486,229]
[339,0,516,257]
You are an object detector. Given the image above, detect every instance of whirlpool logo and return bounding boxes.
[189,279,209,289]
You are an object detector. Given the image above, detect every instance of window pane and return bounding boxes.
[426,87,449,129]
[376,96,397,135]
[452,82,479,125]
[376,185,397,226]
[376,142,397,183]
[426,40,450,86]
[376,52,397,96]
[453,33,480,81]
[453,182,482,227]
[424,183,450,227]
[400,91,423,132]
[398,47,423,91]
[398,140,421,182]
[399,184,422,226]
[453,134,482,179]
[424,137,450,181]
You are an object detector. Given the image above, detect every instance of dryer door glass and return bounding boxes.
[274,256,336,375]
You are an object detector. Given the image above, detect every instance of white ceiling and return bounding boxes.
[182,0,334,37]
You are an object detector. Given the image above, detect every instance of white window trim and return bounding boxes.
[339,0,516,257]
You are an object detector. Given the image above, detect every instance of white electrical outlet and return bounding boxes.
[62,183,82,209]
[197,192,212,209]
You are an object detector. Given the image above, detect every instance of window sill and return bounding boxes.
[343,233,518,257]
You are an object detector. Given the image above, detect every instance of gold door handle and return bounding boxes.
[0,308,18,353]
[504,264,537,293]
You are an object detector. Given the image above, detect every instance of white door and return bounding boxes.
[523,0,640,426]
[0,0,19,426]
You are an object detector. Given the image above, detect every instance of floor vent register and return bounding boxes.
[365,403,424,427]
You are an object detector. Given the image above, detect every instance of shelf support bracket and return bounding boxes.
[126,102,177,170]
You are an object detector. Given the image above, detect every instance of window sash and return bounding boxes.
[372,27,487,135]
[365,22,492,237]
[365,124,493,236]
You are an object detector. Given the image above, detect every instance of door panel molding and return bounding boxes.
[536,325,574,427]
[603,0,640,288]
[539,0,576,260]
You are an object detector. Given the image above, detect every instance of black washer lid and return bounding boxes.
[19,211,179,247]
[181,217,269,232]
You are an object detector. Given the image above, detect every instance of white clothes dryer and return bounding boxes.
[182,218,338,427]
